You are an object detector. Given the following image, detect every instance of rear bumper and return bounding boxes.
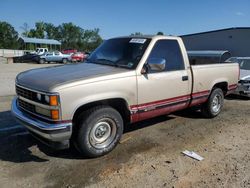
[234,84,250,96]
[11,97,72,149]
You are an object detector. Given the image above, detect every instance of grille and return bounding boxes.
[16,86,35,100]
[18,99,36,113]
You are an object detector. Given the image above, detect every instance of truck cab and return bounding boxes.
[31,48,48,55]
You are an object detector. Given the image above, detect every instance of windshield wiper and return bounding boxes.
[87,58,131,69]
[87,58,118,67]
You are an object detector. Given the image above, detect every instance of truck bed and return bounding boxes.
[189,63,239,106]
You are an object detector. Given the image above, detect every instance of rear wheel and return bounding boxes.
[201,88,224,118]
[74,106,123,157]
[62,58,67,64]
[39,58,45,64]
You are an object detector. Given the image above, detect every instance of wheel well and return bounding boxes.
[72,98,131,125]
[212,82,228,95]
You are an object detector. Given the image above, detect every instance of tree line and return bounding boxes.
[0,21,165,51]
[0,21,103,52]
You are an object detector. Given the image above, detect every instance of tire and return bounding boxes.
[62,58,67,64]
[39,58,45,64]
[201,88,224,118]
[74,106,124,158]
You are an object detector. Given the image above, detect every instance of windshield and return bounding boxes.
[87,38,151,69]
[239,59,250,70]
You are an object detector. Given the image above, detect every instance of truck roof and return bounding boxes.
[111,35,180,40]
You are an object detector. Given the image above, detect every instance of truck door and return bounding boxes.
[136,39,192,121]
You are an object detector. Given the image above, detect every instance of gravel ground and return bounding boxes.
[0,95,249,188]
[0,63,59,96]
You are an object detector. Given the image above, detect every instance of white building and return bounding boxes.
[181,27,250,57]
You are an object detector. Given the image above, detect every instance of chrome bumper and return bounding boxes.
[11,97,72,143]
[235,84,250,96]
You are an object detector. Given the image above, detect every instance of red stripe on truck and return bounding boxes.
[130,90,210,123]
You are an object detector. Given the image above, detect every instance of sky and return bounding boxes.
[1,0,250,39]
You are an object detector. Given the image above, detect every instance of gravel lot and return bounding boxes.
[0,95,250,187]
[0,63,58,96]
[0,63,249,188]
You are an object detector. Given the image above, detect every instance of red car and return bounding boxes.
[71,52,86,62]
[62,49,77,54]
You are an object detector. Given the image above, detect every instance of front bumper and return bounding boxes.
[11,97,72,149]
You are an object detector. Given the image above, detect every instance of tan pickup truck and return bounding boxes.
[12,35,239,157]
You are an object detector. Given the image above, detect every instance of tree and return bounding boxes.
[20,21,103,51]
[157,31,164,35]
[82,28,103,51]
[20,22,29,37]
[35,22,46,38]
[44,23,60,39]
[26,21,46,38]
[58,22,82,49]
[0,21,19,49]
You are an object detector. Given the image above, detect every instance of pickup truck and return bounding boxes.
[30,48,48,55]
[39,51,71,64]
[12,35,239,157]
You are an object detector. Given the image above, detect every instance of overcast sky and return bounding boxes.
[1,0,250,39]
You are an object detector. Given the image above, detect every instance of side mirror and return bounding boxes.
[147,58,166,72]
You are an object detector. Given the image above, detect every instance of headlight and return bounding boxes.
[45,95,50,104]
[35,93,59,106]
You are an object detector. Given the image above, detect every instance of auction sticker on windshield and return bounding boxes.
[129,38,146,44]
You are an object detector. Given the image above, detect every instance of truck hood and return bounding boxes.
[240,69,250,80]
[16,63,130,91]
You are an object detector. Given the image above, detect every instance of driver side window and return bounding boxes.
[148,39,185,72]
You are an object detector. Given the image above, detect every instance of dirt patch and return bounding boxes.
[0,97,249,187]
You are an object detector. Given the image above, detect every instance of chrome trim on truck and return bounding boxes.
[11,97,72,143]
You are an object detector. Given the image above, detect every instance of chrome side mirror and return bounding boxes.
[147,58,166,71]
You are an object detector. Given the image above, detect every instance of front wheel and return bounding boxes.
[201,88,224,118]
[74,106,124,158]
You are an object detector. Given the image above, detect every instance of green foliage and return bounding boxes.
[21,21,103,52]
[0,21,19,49]
[0,21,103,51]
[157,31,164,35]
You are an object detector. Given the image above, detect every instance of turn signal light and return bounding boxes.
[51,110,59,120]
[50,96,58,106]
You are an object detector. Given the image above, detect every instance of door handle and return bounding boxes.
[182,76,188,81]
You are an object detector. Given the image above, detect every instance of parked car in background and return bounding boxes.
[39,51,71,64]
[71,52,85,62]
[85,52,91,58]
[13,53,40,63]
[62,49,77,54]
[226,57,250,97]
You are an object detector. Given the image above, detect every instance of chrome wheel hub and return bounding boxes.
[212,94,221,113]
[89,118,117,149]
